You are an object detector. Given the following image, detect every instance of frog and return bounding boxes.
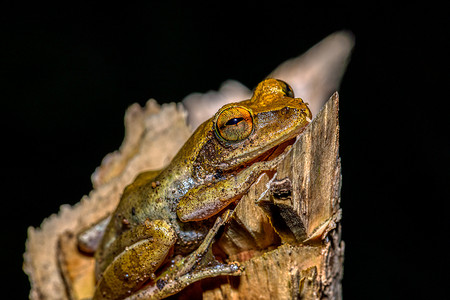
[79,78,312,300]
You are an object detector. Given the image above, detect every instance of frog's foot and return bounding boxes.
[127,261,241,300]
[126,210,242,300]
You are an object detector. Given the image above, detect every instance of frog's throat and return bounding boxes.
[218,136,297,176]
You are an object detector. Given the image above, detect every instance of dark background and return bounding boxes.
[2,2,448,299]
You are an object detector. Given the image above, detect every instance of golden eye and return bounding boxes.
[277,79,295,98]
[215,107,253,142]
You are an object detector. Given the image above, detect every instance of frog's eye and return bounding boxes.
[277,79,295,98]
[215,107,253,142]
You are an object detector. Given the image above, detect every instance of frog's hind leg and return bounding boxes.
[126,210,242,300]
[93,219,177,300]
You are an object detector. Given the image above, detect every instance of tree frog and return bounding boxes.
[80,78,312,299]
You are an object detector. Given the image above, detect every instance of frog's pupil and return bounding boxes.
[225,117,243,126]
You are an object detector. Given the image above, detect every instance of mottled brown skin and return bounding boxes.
[92,79,312,299]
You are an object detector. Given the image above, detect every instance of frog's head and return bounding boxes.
[194,78,312,175]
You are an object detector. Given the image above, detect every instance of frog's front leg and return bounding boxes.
[93,219,176,300]
[177,155,284,222]
[126,210,241,300]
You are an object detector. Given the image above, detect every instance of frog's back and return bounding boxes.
[109,170,171,235]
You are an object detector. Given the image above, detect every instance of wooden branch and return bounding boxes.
[24,31,350,300]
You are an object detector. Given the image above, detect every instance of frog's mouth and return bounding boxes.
[253,137,297,162]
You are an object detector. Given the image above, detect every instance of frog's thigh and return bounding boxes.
[93,220,176,300]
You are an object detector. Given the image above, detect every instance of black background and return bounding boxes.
[2,2,448,299]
